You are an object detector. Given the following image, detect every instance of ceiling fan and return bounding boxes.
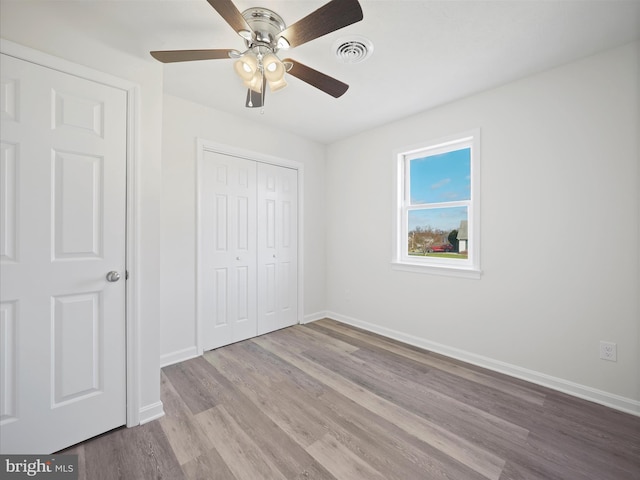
[151,0,363,109]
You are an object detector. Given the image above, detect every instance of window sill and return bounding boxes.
[391,261,482,279]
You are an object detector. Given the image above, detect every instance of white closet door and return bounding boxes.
[200,151,257,350]
[0,53,127,453]
[257,162,298,335]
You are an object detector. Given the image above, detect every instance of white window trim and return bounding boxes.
[392,129,482,279]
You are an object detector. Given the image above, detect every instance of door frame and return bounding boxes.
[195,138,304,354]
[0,39,142,428]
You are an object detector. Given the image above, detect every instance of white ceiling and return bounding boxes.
[3,0,640,144]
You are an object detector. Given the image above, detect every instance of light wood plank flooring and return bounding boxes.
[62,319,640,479]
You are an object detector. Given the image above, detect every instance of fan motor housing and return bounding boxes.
[242,8,286,49]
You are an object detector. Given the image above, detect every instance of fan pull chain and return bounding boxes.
[260,69,265,114]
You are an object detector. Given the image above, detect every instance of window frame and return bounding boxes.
[392,129,481,279]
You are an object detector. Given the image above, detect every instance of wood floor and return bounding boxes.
[61,319,640,480]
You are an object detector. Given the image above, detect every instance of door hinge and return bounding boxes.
[125,270,129,280]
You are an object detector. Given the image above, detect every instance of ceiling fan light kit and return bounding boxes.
[151,0,364,109]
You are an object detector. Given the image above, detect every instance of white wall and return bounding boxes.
[159,94,327,364]
[325,42,640,412]
[1,3,165,421]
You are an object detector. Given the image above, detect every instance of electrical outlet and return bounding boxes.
[599,341,617,362]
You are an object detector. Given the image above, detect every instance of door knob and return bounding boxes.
[106,271,121,282]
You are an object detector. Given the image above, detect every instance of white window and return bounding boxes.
[392,130,481,278]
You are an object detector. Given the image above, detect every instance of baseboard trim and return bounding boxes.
[325,311,640,417]
[160,346,199,368]
[302,311,329,324]
[138,401,164,425]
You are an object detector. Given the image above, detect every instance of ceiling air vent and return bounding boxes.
[333,35,373,64]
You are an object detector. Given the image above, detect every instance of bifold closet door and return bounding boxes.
[199,153,298,350]
[257,162,298,335]
[200,151,257,351]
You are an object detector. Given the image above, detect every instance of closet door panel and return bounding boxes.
[257,163,298,335]
[200,151,257,350]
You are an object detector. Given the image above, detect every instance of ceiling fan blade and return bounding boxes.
[278,0,363,48]
[245,75,266,108]
[245,88,264,108]
[205,0,251,34]
[150,49,237,63]
[283,59,349,98]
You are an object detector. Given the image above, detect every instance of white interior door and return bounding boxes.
[257,162,298,335]
[199,149,298,350]
[200,151,257,350]
[0,53,127,454]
